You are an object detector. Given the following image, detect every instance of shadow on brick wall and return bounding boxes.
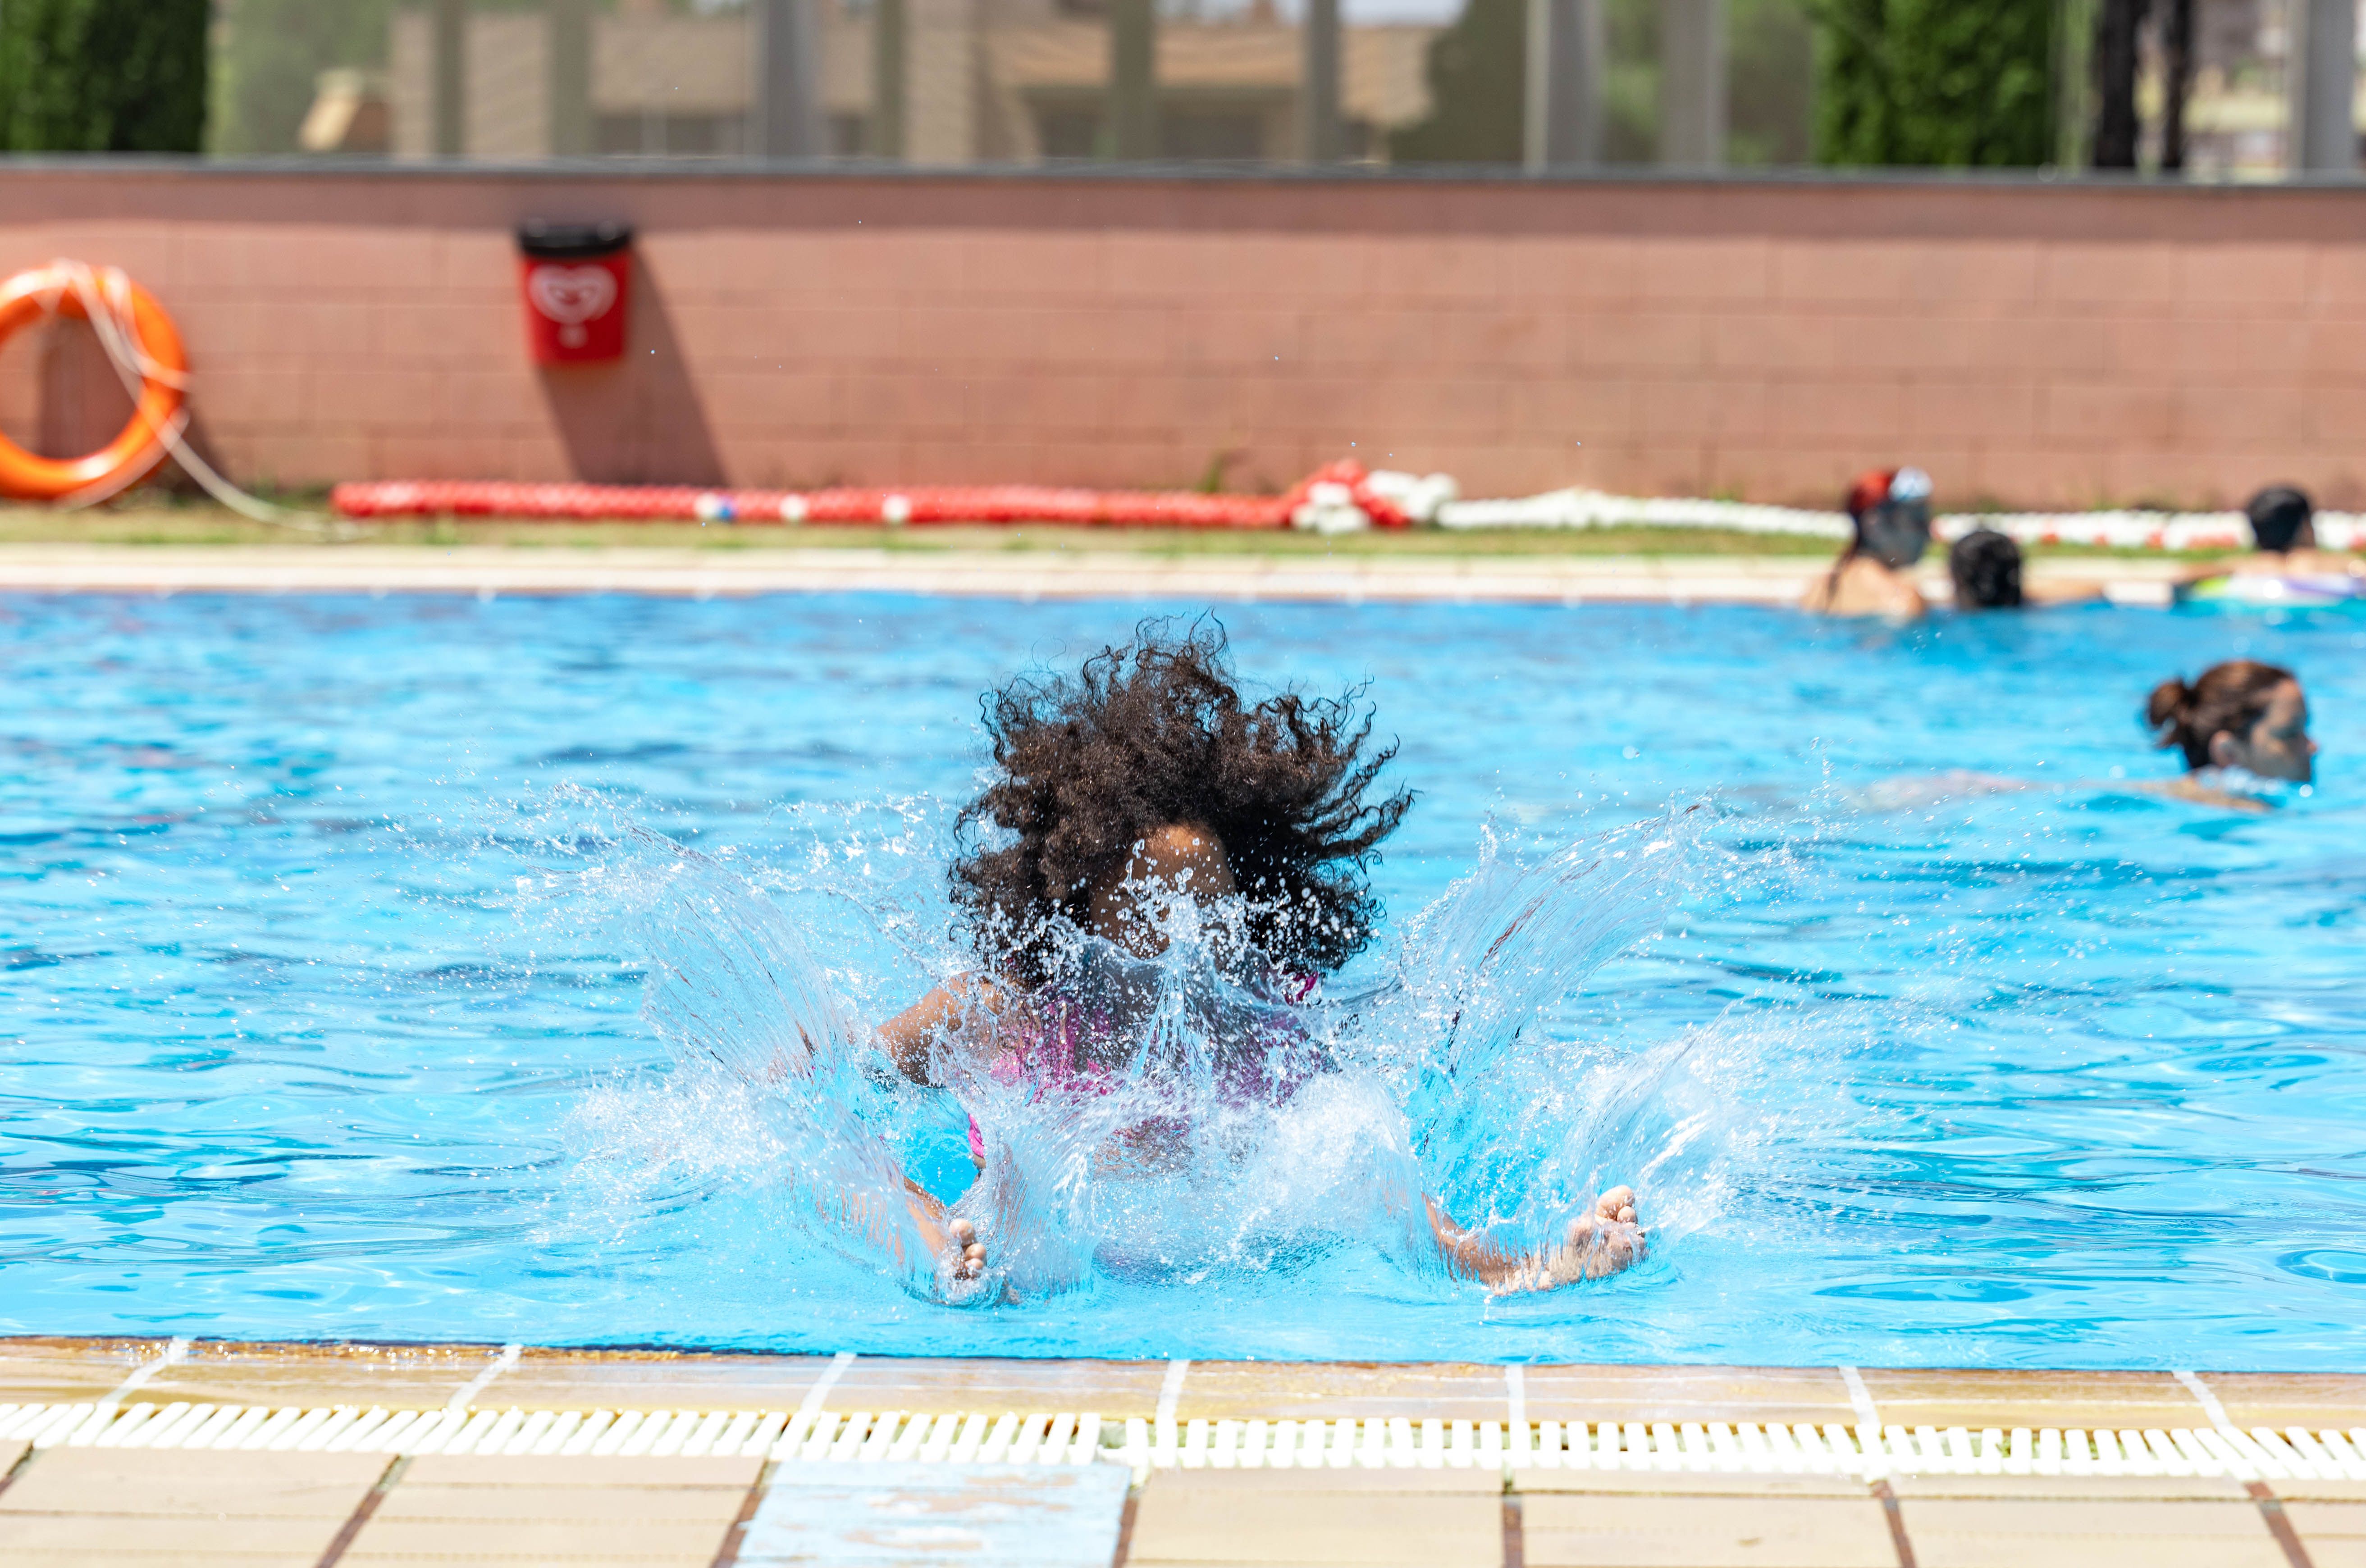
[537,254,725,487]
[37,319,133,463]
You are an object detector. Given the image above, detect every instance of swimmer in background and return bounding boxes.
[2146,659,2316,810]
[1947,529,2103,609]
[1854,656,2315,815]
[2180,486,2366,603]
[1801,467,1932,619]
[872,627,1644,1296]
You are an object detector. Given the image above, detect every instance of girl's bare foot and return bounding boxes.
[948,1217,987,1281]
[895,1178,989,1295]
[1425,1185,1646,1294]
[1493,1186,1645,1295]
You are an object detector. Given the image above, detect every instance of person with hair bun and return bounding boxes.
[2146,658,2316,808]
[1802,467,1932,618]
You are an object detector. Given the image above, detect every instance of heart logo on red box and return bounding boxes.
[527,264,619,346]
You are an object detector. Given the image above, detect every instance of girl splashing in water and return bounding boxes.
[870,625,1644,1298]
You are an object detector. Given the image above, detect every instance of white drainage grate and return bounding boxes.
[0,1402,2358,1485]
[0,1402,1099,1465]
[1111,1417,2366,1484]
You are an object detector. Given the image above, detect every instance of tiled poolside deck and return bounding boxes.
[0,1339,2358,1566]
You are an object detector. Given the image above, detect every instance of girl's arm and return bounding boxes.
[876,975,1005,1084]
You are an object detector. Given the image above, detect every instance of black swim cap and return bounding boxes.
[1949,529,2023,609]
[2246,485,2313,552]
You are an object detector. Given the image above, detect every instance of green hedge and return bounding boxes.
[0,0,210,153]
[1811,0,2055,166]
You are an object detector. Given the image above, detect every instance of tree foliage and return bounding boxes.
[1729,0,1815,164]
[1811,0,2055,166]
[1387,0,1526,164]
[1390,0,1815,167]
[0,0,210,152]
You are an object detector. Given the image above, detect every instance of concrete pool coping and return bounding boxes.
[0,543,2190,606]
[2,1340,2357,1564]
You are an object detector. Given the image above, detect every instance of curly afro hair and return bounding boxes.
[952,622,1412,985]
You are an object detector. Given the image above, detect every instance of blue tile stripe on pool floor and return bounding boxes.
[737,1460,1133,1566]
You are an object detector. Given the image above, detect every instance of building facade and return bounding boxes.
[380,3,1437,164]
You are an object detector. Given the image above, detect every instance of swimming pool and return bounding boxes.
[3,591,2361,1368]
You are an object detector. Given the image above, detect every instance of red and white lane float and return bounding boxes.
[334,468,2366,555]
[331,460,1430,534]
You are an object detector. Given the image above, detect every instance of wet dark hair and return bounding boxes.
[2147,659,2298,770]
[952,622,1412,985]
[2247,485,2313,553]
[1948,529,2023,609]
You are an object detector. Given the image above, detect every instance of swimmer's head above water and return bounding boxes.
[950,621,1412,985]
[1948,529,2023,609]
[2147,658,2316,784]
[1802,467,1936,618]
[2247,485,2315,554]
[1846,466,1934,570]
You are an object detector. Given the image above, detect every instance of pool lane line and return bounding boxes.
[2173,1358,2317,1554]
[2175,1369,2244,1438]
[2246,1480,2318,1568]
[1156,1359,1189,1436]
[100,1336,188,1408]
[797,1352,856,1417]
[1839,1366,1883,1434]
[1868,1477,1919,1568]
[41,1336,200,1448]
[444,1342,521,1414]
[313,1453,407,1568]
[708,1457,780,1568]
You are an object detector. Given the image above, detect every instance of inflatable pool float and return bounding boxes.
[2176,571,2366,607]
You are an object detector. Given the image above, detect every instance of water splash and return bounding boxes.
[531,788,1766,1307]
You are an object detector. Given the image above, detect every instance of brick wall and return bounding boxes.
[1,165,2361,510]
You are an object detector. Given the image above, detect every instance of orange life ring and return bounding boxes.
[0,264,187,502]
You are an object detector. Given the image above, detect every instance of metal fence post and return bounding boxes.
[1301,0,1343,163]
[873,0,908,158]
[433,0,467,158]
[1110,0,1158,159]
[549,0,594,158]
[1524,0,1601,169]
[2288,0,2359,174]
[758,0,827,159]
[1658,0,1724,167]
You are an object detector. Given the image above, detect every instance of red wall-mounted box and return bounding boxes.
[517,219,633,365]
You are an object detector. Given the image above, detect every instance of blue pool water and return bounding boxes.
[3,590,2363,1368]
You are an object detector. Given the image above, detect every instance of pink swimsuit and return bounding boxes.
[964,972,1320,1165]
